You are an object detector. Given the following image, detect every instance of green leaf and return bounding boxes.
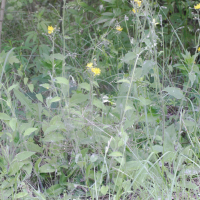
[114,157,125,166]
[23,128,38,136]
[70,93,89,104]
[101,12,113,16]
[7,6,14,12]
[101,185,109,195]
[8,84,18,92]
[39,164,55,173]
[177,181,198,190]
[77,161,86,169]
[14,151,35,161]
[142,60,155,76]
[14,89,33,111]
[103,0,116,4]
[52,53,65,60]
[163,86,184,99]
[26,142,43,153]
[122,52,136,64]
[43,132,65,142]
[0,132,4,137]
[90,154,98,163]
[15,192,28,198]
[22,162,32,176]
[64,35,72,40]
[9,55,19,65]
[163,125,177,153]
[93,81,99,88]
[46,184,63,196]
[139,96,152,106]
[125,105,134,112]
[8,161,24,176]
[17,1,22,7]
[40,83,50,89]
[117,79,130,84]
[93,99,105,110]
[125,161,143,171]
[0,113,11,120]
[189,72,196,87]
[55,77,69,85]
[6,132,13,141]
[96,18,109,24]
[78,82,91,91]
[44,124,60,135]
[109,151,123,157]
[24,77,28,85]
[113,8,121,16]
[152,145,163,153]
[49,96,61,104]
[122,180,131,192]
[6,13,13,20]
[181,50,196,65]
[173,64,186,70]
[36,93,43,103]
[9,118,17,131]
[28,84,34,92]
[35,157,42,174]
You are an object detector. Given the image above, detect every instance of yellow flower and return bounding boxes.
[116,25,123,32]
[198,47,200,52]
[91,68,101,76]
[137,1,142,7]
[48,26,55,34]
[134,0,142,7]
[132,8,136,13]
[86,62,93,69]
[194,3,200,9]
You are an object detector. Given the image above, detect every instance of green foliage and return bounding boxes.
[1,0,200,199]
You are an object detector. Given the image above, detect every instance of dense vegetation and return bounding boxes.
[1,0,200,199]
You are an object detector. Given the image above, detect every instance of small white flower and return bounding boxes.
[130,37,134,44]
[124,15,129,21]
[99,5,103,11]
[152,18,159,26]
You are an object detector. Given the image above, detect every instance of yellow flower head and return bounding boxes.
[91,67,101,76]
[116,25,123,32]
[134,0,142,7]
[137,1,142,7]
[48,26,55,34]
[86,62,93,69]
[194,3,200,10]
[132,8,136,13]
[198,47,200,52]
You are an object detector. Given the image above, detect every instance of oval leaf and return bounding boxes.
[24,128,38,136]
[15,192,28,198]
[55,77,69,86]
[8,161,24,176]
[109,151,123,157]
[14,151,35,161]
[39,164,55,173]
[36,93,43,103]
[49,96,61,104]
[101,185,109,195]
[43,132,65,142]
[163,86,184,99]
[0,113,11,120]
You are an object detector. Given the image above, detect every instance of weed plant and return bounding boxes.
[1,0,200,199]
